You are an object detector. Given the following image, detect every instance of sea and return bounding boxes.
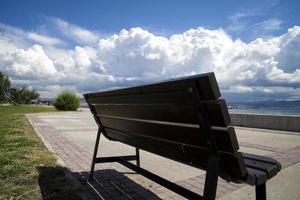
[228,100,300,116]
[229,107,300,116]
[79,98,300,116]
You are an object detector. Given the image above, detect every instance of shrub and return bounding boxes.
[53,91,80,111]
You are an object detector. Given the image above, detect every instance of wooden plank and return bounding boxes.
[213,127,239,153]
[204,99,231,127]
[104,127,209,169]
[84,72,220,101]
[221,152,248,179]
[93,103,199,124]
[242,153,281,171]
[103,127,246,180]
[85,78,195,98]
[246,167,267,185]
[100,116,208,148]
[87,90,196,105]
[99,116,239,153]
[244,158,279,178]
[92,99,230,127]
[196,73,221,100]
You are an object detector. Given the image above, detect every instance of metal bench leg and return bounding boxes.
[135,148,140,167]
[256,183,266,200]
[203,156,220,200]
[89,128,102,181]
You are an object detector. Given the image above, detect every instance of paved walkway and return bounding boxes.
[27,109,300,200]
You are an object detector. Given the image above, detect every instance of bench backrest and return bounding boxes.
[84,72,248,180]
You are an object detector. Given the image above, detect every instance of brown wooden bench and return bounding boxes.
[84,72,281,200]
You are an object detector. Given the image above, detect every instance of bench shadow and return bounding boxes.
[76,169,162,200]
[37,166,83,200]
[37,166,162,200]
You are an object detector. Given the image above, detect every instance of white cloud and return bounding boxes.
[4,45,57,78]
[73,46,92,69]
[227,85,254,93]
[0,21,299,100]
[228,16,284,37]
[27,32,64,46]
[253,18,283,32]
[276,26,300,72]
[38,84,78,98]
[50,17,99,45]
[227,5,284,39]
[0,22,64,47]
[227,11,256,32]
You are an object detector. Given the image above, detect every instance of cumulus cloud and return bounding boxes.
[4,44,57,78]
[95,26,300,91]
[0,20,299,101]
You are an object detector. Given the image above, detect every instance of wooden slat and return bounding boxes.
[242,153,281,170]
[104,127,209,168]
[179,145,246,180]
[243,153,281,178]
[196,73,221,100]
[244,158,278,178]
[204,99,231,127]
[92,99,230,127]
[99,116,239,153]
[87,90,196,105]
[221,152,248,179]
[84,72,220,101]
[100,116,207,147]
[246,168,267,185]
[103,128,246,180]
[93,104,198,124]
[213,127,239,153]
[85,79,194,98]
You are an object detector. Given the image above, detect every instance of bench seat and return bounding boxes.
[243,153,281,185]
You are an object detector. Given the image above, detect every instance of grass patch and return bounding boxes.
[0,105,84,200]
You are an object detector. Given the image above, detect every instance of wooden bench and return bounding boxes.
[84,72,281,200]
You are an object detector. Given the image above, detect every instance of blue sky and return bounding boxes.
[1,0,299,41]
[0,0,299,101]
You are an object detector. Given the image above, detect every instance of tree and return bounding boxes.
[9,87,40,105]
[1,71,40,105]
[10,87,26,104]
[23,88,40,104]
[0,71,11,103]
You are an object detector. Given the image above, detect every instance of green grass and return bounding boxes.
[0,105,84,200]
